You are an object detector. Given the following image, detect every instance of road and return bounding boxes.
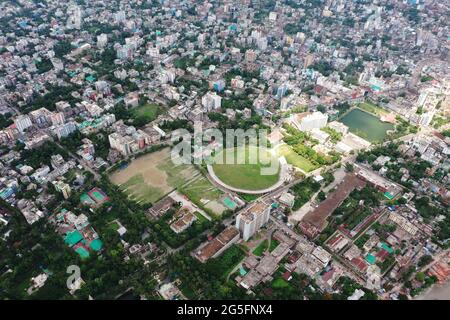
[54,141,101,180]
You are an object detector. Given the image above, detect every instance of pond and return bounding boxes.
[339,108,394,143]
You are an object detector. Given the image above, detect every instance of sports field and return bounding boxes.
[131,103,161,124]
[110,148,200,204]
[211,146,280,191]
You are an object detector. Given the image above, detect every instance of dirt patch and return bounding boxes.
[110,149,169,189]
[205,201,227,215]
[110,148,204,204]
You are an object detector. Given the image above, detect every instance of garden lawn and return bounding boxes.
[272,277,290,289]
[277,144,316,172]
[131,103,160,123]
[357,102,389,117]
[253,240,268,257]
[269,239,280,252]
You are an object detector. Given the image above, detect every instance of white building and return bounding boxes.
[50,112,65,126]
[418,111,435,127]
[66,5,82,29]
[328,121,349,135]
[201,92,222,111]
[301,112,328,131]
[236,202,270,241]
[14,115,32,133]
[295,112,328,131]
[52,122,77,140]
[97,34,108,48]
[310,128,330,144]
[348,289,365,300]
[27,273,49,295]
[108,132,134,156]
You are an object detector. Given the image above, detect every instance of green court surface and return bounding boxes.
[365,254,376,265]
[80,193,95,205]
[384,192,394,200]
[64,231,83,247]
[223,197,237,210]
[75,247,90,259]
[92,191,105,201]
[89,238,103,251]
[380,242,393,254]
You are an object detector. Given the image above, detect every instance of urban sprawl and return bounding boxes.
[0,0,450,301]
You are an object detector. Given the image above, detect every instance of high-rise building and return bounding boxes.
[53,181,71,199]
[236,202,270,241]
[52,122,77,139]
[117,45,133,60]
[97,34,108,49]
[294,111,328,131]
[14,115,32,133]
[108,132,134,156]
[245,49,257,62]
[201,92,222,111]
[67,5,82,29]
[50,112,65,126]
[275,84,288,100]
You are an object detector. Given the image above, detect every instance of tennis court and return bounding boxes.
[88,187,109,204]
[64,230,83,247]
[75,247,90,259]
[80,193,95,205]
[223,197,238,210]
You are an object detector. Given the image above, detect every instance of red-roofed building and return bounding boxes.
[322,269,335,283]
[282,271,292,281]
[375,249,389,262]
[351,257,368,273]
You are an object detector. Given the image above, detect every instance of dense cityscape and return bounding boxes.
[0,0,449,302]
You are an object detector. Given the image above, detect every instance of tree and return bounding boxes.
[415,272,426,282]
[345,163,354,172]
[317,105,326,113]
[317,191,326,201]
[418,255,433,268]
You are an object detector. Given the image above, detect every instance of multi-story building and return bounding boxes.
[328,121,349,135]
[236,202,270,241]
[53,181,72,199]
[50,112,65,126]
[77,138,95,161]
[210,79,225,92]
[97,34,108,48]
[245,49,257,62]
[293,111,328,132]
[30,108,52,126]
[201,92,222,111]
[108,133,133,156]
[14,115,32,133]
[52,122,77,140]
